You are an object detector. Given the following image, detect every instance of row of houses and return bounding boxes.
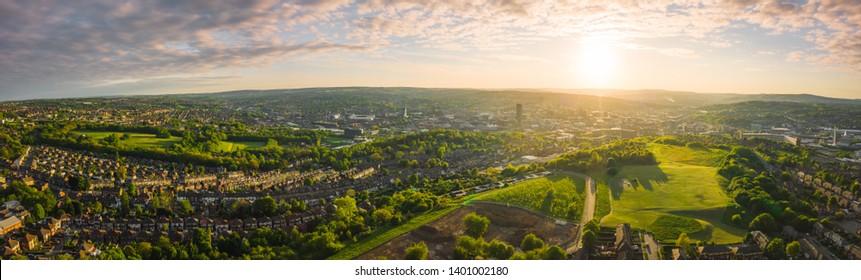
[695,244,764,260]
[70,209,327,235]
[794,171,860,211]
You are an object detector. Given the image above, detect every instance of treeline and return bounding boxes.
[548,140,657,172]
[718,147,818,235]
[299,129,503,171]
[652,134,735,150]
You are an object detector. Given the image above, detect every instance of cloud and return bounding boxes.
[660,48,700,58]
[1,0,860,99]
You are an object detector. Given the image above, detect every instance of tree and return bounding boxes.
[463,213,490,238]
[786,241,801,259]
[486,239,515,260]
[584,218,600,233]
[453,235,485,260]
[749,213,777,233]
[544,245,566,260]
[731,214,743,226]
[675,232,690,248]
[581,230,597,251]
[33,204,46,221]
[252,196,278,217]
[765,238,788,260]
[68,175,91,191]
[521,233,545,252]
[178,200,195,217]
[404,241,428,260]
[372,208,393,226]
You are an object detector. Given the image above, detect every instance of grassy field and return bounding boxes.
[474,174,586,221]
[212,140,266,153]
[76,130,267,152]
[647,215,704,241]
[328,204,459,260]
[75,130,180,149]
[593,174,612,222]
[600,144,744,244]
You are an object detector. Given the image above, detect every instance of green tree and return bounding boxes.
[486,239,515,260]
[178,200,194,217]
[581,230,597,251]
[765,238,788,260]
[68,175,91,191]
[404,241,428,260]
[731,214,743,226]
[749,213,777,233]
[520,233,545,252]
[544,245,566,260]
[33,204,46,221]
[463,213,490,238]
[252,196,278,217]
[676,232,690,248]
[786,241,801,259]
[453,235,485,260]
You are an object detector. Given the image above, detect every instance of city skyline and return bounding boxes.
[2,0,861,100]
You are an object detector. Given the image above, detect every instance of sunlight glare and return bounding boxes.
[575,37,618,87]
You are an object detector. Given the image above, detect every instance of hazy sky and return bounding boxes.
[2,0,861,100]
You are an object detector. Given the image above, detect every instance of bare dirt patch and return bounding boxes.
[358,202,578,260]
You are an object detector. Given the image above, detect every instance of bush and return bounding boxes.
[463,213,490,238]
[404,241,428,260]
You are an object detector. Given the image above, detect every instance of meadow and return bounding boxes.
[76,130,266,152]
[75,131,180,149]
[475,174,586,221]
[600,144,744,244]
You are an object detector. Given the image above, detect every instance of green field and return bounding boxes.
[601,144,744,244]
[646,215,704,241]
[328,205,459,260]
[212,140,266,152]
[76,130,266,152]
[593,175,612,221]
[475,174,586,221]
[75,130,181,149]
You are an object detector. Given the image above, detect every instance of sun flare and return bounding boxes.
[575,37,618,87]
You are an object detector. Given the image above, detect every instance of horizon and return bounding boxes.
[2,1,861,100]
[3,86,860,103]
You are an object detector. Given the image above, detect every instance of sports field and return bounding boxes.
[600,144,744,244]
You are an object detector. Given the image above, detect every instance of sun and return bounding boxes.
[574,37,618,87]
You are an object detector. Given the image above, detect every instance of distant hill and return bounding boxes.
[536,89,861,107]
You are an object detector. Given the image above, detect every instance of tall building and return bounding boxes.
[833,126,838,146]
[403,107,408,118]
[516,103,523,126]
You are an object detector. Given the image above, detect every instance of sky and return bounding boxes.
[1,0,861,101]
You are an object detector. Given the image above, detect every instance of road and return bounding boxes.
[556,171,596,257]
[643,233,661,260]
